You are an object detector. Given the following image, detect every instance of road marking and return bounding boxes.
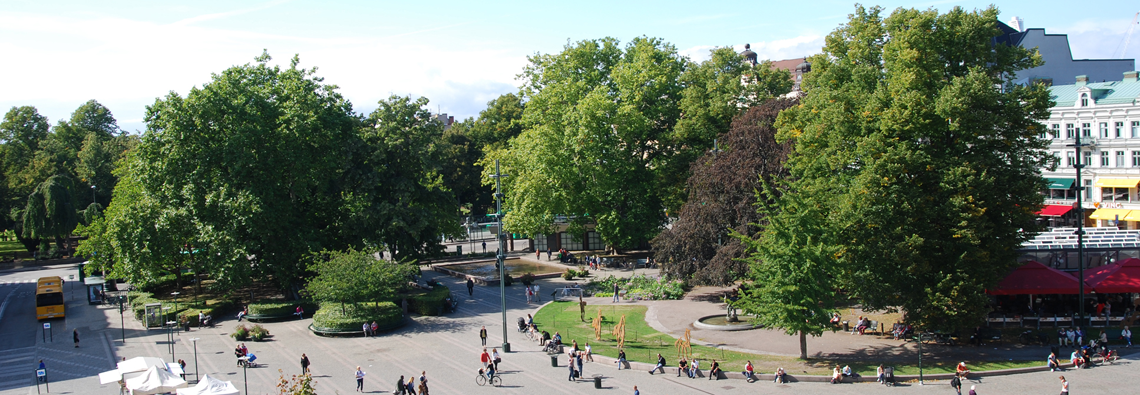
[0,282,24,323]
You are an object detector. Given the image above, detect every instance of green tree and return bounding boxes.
[652,98,796,285]
[21,174,80,249]
[304,249,413,314]
[734,182,837,360]
[343,96,459,261]
[441,93,525,216]
[769,5,1051,332]
[1,106,51,230]
[84,52,360,291]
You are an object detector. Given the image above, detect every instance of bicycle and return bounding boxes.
[476,371,501,387]
[1100,349,1119,364]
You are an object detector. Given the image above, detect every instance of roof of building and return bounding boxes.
[770,57,806,72]
[1051,76,1140,107]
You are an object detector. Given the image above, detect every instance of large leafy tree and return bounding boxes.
[760,5,1051,332]
[440,93,525,216]
[1,106,51,230]
[342,95,459,261]
[21,174,81,249]
[652,98,796,285]
[84,52,360,291]
[304,249,414,313]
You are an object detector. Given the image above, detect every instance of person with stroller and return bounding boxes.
[876,365,885,383]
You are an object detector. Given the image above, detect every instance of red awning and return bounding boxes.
[1037,205,1073,217]
[1084,258,1140,294]
[988,261,1092,295]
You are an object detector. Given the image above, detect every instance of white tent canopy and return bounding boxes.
[118,357,167,373]
[176,375,239,395]
[126,366,187,395]
[100,357,168,385]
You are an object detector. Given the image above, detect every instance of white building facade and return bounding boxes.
[1041,71,1140,229]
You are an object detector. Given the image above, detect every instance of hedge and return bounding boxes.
[311,301,402,331]
[406,286,450,316]
[247,300,319,317]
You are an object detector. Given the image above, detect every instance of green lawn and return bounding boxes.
[533,301,1042,376]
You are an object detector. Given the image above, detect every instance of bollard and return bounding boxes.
[551,355,558,367]
[593,375,602,389]
[842,321,849,332]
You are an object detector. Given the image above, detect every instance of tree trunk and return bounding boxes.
[799,330,808,360]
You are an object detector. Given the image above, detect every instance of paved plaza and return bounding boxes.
[0,258,1138,395]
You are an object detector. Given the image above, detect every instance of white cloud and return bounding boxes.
[745,35,825,61]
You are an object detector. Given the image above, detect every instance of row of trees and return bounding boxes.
[77,53,492,293]
[0,101,134,254]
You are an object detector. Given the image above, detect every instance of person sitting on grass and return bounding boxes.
[774,367,787,384]
[842,365,856,378]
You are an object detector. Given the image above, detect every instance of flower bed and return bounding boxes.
[586,274,686,300]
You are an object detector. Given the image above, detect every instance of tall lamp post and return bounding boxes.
[491,160,511,353]
[1069,132,1089,326]
[90,185,96,205]
[189,338,200,383]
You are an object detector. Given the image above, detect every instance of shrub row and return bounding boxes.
[406,286,450,316]
[311,301,402,331]
[247,300,318,317]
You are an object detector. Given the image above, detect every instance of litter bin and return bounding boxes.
[842,321,850,332]
[593,375,602,389]
[551,355,558,367]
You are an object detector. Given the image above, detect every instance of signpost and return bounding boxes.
[36,369,47,393]
[42,323,52,343]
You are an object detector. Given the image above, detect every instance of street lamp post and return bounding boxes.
[1068,133,1089,327]
[118,292,126,342]
[491,160,511,353]
[189,338,200,383]
[90,185,96,205]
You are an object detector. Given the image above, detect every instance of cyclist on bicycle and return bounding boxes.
[485,362,496,380]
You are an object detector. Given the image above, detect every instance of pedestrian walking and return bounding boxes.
[492,348,502,371]
[73,329,79,348]
[466,278,474,297]
[568,354,577,381]
[1059,376,1068,394]
[525,285,533,303]
[354,366,365,392]
[198,311,205,327]
[534,284,540,302]
[405,377,416,395]
[536,250,541,260]
[613,282,620,303]
[482,241,486,253]
[576,351,584,376]
[969,385,977,395]
[395,375,406,395]
[633,385,639,395]
[547,248,552,260]
[480,348,491,369]
[480,326,488,346]
[301,354,310,374]
[419,371,429,395]
[950,375,962,395]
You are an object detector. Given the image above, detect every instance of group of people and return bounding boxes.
[524,284,541,303]
[479,347,503,382]
[233,343,256,367]
[830,365,860,384]
[362,321,381,337]
[565,341,592,381]
[393,372,429,395]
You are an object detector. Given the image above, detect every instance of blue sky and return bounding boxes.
[1,0,1137,133]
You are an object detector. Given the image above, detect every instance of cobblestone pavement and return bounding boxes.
[2,259,1137,395]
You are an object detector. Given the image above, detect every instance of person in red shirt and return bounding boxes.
[480,348,491,369]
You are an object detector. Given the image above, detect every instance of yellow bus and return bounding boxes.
[36,276,65,320]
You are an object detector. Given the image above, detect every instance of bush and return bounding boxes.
[562,270,575,280]
[503,274,513,286]
[586,275,686,300]
[311,302,402,332]
[247,300,318,317]
[519,273,535,286]
[231,324,250,340]
[406,286,450,316]
[249,324,270,341]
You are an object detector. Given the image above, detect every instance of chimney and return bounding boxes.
[1124,71,1139,83]
[1009,17,1024,32]
[1076,75,1088,86]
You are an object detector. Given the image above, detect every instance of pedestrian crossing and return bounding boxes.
[0,344,114,392]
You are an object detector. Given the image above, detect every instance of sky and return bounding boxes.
[1,0,1138,133]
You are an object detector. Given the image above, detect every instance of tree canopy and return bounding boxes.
[304,249,414,313]
[488,38,785,250]
[750,5,1051,333]
[652,98,796,285]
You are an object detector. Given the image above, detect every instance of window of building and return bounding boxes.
[1067,151,1075,167]
[1133,121,1140,138]
[1083,151,1092,166]
[1116,122,1124,138]
[1081,93,1089,107]
[1050,124,1060,139]
[1103,187,1131,202]
[533,234,547,252]
[560,232,583,250]
[1066,124,1075,138]
[1082,123,1092,137]
[1101,123,1110,138]
[1117,151,1126,167]
[586,231,602,250]
[1134,151,1140,167]
[1085,180,1093,199]
[1101,150,1110,166]
[1049,187,1075,200]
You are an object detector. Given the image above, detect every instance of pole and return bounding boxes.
[91,185,96,205]
[190,338,200,383]
[119,294,126,342]
[1071,133,1087,327]
[492,160,511,353]
[243,362,248,395]
[915,335,924,384]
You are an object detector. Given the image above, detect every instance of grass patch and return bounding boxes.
[0,239,24,255]
[534,302,1042,376]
